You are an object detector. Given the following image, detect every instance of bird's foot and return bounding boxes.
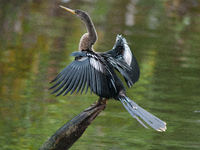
[84,98,107,112]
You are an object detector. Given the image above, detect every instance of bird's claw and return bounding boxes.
[84,98,107,112]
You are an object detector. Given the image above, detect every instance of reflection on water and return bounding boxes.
[0,0,200,149]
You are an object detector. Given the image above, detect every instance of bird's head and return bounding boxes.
[60,6,89,22]
[60,5,97,51]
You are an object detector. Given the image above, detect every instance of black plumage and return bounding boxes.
[49,6,166,132]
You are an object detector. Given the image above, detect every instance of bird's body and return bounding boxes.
[50,6,166,131]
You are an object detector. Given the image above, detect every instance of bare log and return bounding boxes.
[39,99,107,150]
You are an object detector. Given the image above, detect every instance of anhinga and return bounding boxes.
[49,5,166,132]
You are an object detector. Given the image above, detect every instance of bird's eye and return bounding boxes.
[75,10,78,13]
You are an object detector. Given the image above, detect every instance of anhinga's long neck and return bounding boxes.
[78,11,97,51]
[82,13,97,41]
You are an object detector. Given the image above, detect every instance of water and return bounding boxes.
[0,0,200,149]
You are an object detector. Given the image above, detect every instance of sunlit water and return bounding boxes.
[0,1,200,150]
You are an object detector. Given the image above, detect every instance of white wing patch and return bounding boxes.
[123,44,132,66]
[90,57,107,75]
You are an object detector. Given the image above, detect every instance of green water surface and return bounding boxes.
[0,0,200,149]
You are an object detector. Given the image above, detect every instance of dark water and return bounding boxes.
[0,0,200,149]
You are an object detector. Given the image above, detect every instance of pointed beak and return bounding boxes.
[60,5,76,14]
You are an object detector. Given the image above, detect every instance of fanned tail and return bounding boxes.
[119,96,166,132]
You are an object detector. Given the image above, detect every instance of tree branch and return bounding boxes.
[39,99,107,150]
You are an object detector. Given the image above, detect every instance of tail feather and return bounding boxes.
[119,96,166,132]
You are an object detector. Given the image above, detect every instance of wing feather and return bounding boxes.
[80,67,87,94]
[75,67,85,94]
[49,53,116,98]
[49,75,65,90]
[65,68,82,95]
[95,70,101,95]
[91,65,97,94]
[85,65,90,94]
[56,68,78,96]
[70,67,83,94]
[49,66,70,83]
[101,35,140,88]
[50,67,75,94]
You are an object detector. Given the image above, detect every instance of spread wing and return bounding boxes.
[49,52,116,98]
[102,35,140,88]
[101,35,140,88]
